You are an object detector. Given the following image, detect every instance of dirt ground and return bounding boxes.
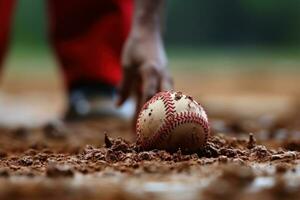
[0,68,300,200]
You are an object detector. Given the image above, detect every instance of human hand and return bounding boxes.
[117,30,172,123]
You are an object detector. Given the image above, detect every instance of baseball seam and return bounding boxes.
[136,92,164,145]
[138,91,210,150]
[143,111,210,150]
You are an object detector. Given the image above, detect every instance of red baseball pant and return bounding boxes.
[0,0,133,88]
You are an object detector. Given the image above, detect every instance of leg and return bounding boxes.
[0,0,15,71]
[48,0,134,120]
[48,0,133,89]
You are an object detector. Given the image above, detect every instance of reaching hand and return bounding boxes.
[117,30,172,123]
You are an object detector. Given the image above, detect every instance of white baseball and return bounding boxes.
[136,91,210,152]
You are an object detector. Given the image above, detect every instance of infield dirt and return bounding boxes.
[0,70,300,200]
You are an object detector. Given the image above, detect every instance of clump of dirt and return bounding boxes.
[174,91,183,101]
[0,133,298,178]
[43,120,68,139]
[0,116,299,200]
[283,140,300,151]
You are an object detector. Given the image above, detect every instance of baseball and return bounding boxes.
[136,91,210,152]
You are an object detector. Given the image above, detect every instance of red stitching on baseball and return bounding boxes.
[142,111,210,150]
[138,91,210,150]
[161,91,176,115]
[136,92,166,145]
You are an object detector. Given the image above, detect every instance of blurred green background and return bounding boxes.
[11,0,300,48]
[4,0,300,74]
[1,0,299,126]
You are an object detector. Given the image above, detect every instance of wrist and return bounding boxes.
[132,0,165,33]
[130,23,161,39]
[134,10,160,30]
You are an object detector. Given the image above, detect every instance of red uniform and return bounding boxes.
[0,0,133,88]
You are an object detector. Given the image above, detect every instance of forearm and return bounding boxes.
[132,0,166,33]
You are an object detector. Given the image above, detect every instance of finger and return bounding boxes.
[132,92,143,130]
[160,73,173,91]
[140,64,160,104]
[116,67,135,107]
[132,76,143,130]
[132,64,159,127]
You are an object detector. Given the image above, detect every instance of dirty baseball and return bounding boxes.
[136,91,210,152]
